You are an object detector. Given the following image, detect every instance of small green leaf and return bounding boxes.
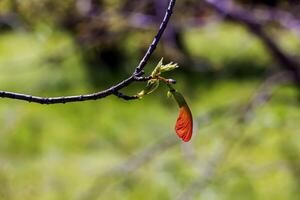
[137,79,160,98]
[160,62,179,73]
[151,58,164,77]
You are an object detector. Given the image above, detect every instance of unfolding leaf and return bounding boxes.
[151,58,164,77]
[160,62,179,73]
[137,79,160,98]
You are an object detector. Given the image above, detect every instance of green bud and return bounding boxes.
[167,91,173,98]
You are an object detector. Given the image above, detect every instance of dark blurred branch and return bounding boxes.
[205,0,300,92]
[0,0,176,104]
[0,14,25,30]
[252,7,300,35]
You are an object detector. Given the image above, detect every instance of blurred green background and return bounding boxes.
[0,0,300,199]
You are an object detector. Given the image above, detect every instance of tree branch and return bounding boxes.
[113,91,139,100]
[0,0,177,104]
[205,0,300,91]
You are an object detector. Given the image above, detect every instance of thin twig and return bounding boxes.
[113,91,139,100]
[134,0,176,74]
[0,0,177,104]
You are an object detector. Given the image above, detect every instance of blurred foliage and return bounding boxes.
[0,0,300,200]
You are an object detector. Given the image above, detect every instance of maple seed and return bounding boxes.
[175,106,193,142]
[170,89,193,142]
